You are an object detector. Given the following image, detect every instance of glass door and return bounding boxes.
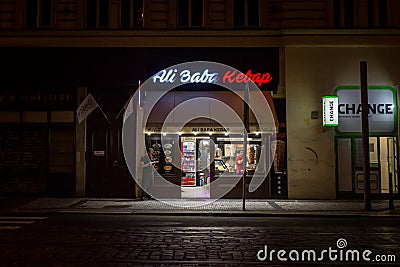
[337,136,399,195]
[181,136,196,186]
[380,137,398,194]
[388,137,399,194]
[180,136,212,199]
[196,137,211,187]
[337,138,352,192]
[354,137,380,193]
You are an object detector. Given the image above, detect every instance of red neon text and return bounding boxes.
[223,70,272,86]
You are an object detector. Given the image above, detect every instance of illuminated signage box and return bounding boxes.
[322,96,339,126]
[334,86,397,135]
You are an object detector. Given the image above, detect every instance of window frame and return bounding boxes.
[176,0,204,28]
[332,0,354,28]
[368,0,388,28]
[377,0,388,27]
[119,0,144,29]
[85,0,110,29]
[25,0,54,28]
[333,0,388,29]
[233,0,260,28]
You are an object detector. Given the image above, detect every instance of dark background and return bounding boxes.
[0,47,279,91]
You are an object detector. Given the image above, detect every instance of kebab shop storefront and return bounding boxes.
[332,86,399,198]
[124,59,285,200]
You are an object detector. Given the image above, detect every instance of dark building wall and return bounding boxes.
[0,87,76,196]
[0,1,397,199]
[1,0,398,30]
[0,126,48,194]
[0,46,279,197]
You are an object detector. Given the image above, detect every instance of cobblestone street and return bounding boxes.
[0,214,399,266]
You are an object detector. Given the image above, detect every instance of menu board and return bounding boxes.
[151,140,162,172]
[163,140,174,173]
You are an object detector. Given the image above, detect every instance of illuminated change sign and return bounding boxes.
[322,96,339,126]
[334,86,397,134]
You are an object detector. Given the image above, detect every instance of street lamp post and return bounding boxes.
[242,83,250,211]
[360,61,371,211]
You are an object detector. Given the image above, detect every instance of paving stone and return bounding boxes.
[3,199,400,265]
[45,199,400,215]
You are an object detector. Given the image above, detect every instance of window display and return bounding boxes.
[215,138,260,175]
[180,136,212,187]
[181,137,196,186]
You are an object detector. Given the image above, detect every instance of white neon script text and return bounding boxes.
[152,69,218,84]
[152,68,272,86]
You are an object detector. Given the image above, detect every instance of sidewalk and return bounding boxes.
[3,197,400,217]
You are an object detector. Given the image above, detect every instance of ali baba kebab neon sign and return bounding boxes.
[152,67,272,87]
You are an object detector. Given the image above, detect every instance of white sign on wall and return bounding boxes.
[76,93,99,124]
[334,86,397,134]
[322,96,339,126]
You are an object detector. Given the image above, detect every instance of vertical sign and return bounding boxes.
[322,96,339,126]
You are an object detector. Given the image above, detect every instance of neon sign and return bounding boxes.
[222,70,272,86]
[152,68,272,86]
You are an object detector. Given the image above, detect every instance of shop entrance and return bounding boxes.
[145,132,272,199]
[181,136,212,198]
[85,88,136,198]
[337,136,399,196]
[179,134,266,199]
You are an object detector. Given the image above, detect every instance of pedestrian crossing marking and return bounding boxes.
[0,216,47,230]
[0,226,21,230]
[0,221,35,224]
[0,216,47,220]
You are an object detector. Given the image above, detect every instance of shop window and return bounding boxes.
[120,0,143,28]
[333,0,354,28]
[177,0,203,27]
[25,0,52,28]
[215,137,261,175]
[86,0,109,28]
[233,0,260,28]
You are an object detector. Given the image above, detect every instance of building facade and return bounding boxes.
[0,0,399,199]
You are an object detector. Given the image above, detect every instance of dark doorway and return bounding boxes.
[85,88,135,198]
